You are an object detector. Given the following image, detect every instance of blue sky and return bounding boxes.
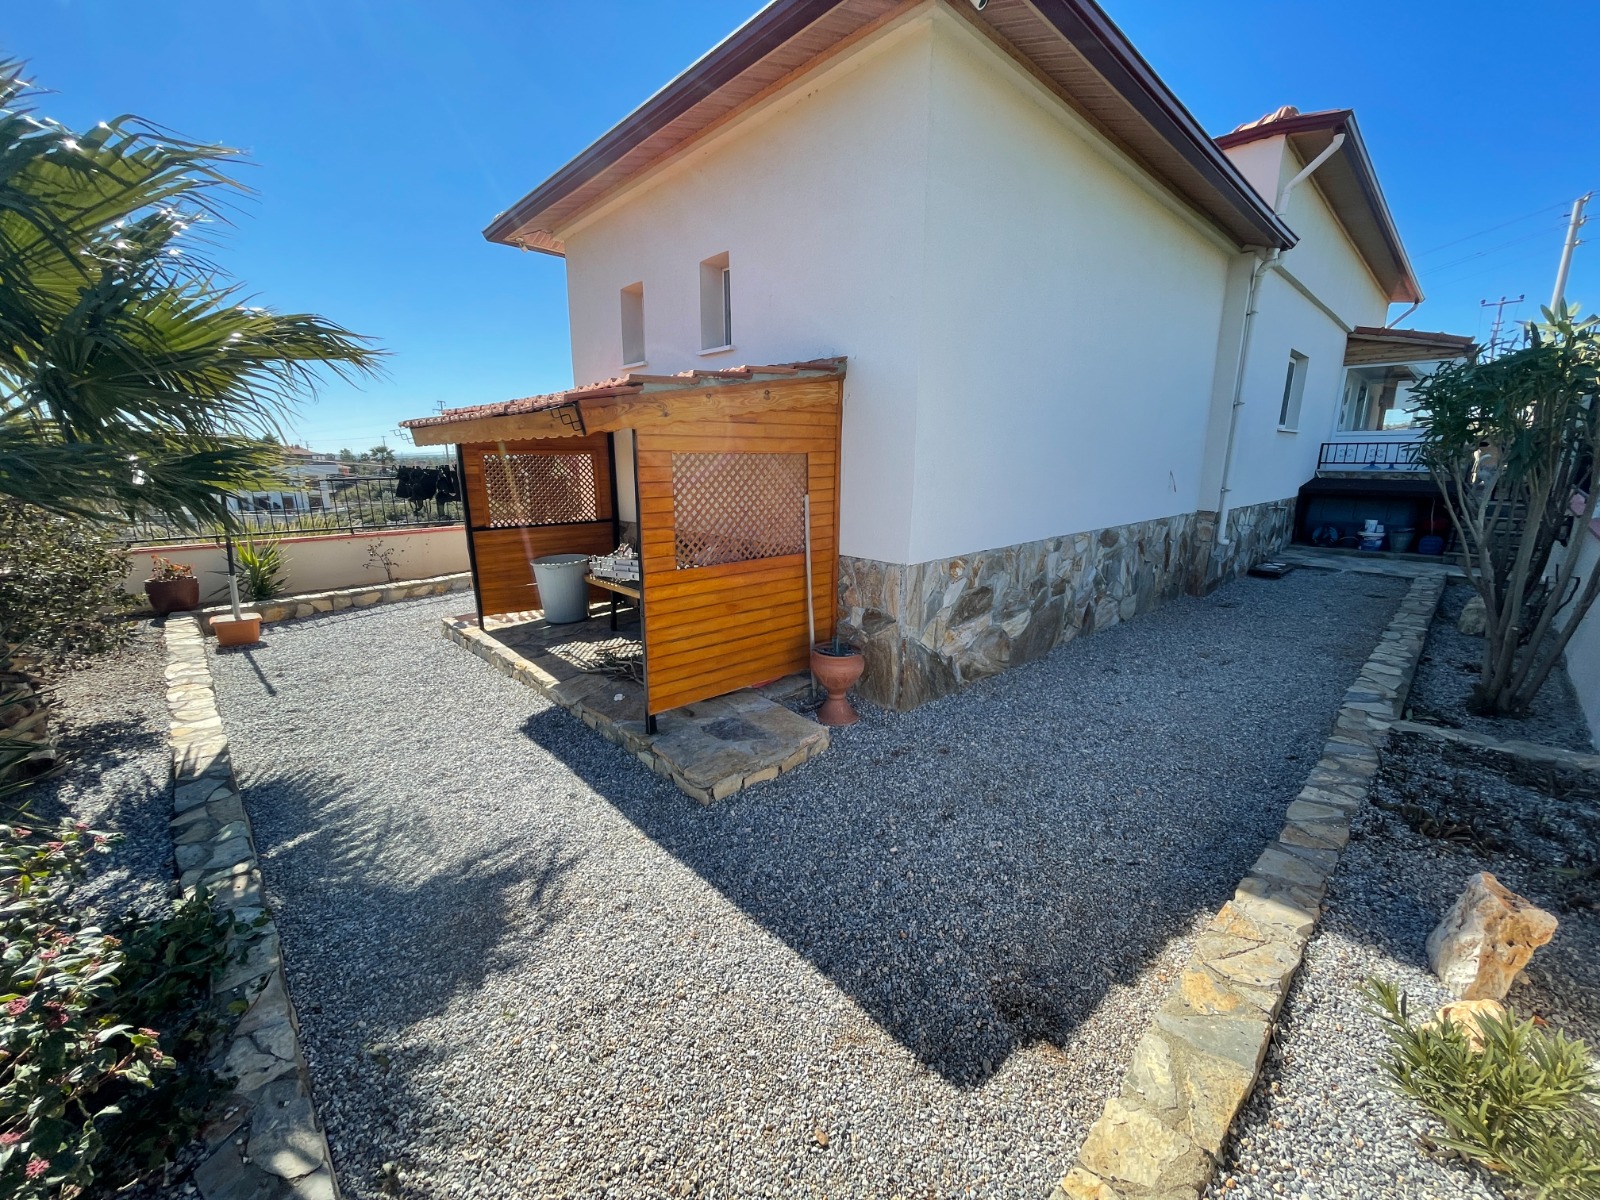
[7,2,1597,452]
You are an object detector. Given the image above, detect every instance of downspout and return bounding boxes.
[1214,131,1346,545]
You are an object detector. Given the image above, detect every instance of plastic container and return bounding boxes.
[531,554,592,624]
[1418,535,1445,556]
[1389,527,1416,554]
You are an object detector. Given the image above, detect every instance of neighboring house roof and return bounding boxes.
[1217,107,1421,304]
[402,359,848,445]
[483,0,1296,255]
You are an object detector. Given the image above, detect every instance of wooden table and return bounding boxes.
[585,574,641,631]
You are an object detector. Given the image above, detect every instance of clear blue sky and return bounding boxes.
[7,2,1597,452]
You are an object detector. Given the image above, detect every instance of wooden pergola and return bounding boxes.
[402,360,845,727]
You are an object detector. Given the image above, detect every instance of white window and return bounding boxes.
[1278,351,1308,431]
[699,252,732,352]
[1337,361,1442,433]
[620,282,645,368]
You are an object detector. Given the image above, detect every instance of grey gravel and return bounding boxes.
[30,625,173,919]
[208,571,1404,1200]
[1410,580,1593,751]
[1207,732,1600,1200]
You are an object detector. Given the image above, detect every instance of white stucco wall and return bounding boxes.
[555,2,1403,567]
[909,15,1233,561]
[561,15,937,566]
[1563,527,1600,744]
[1211,137,1394,511]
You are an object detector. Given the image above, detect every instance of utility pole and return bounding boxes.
[1550,192,1593,313]
[1480,295,1524,358]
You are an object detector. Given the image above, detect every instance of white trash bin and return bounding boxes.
[531,554,592,624]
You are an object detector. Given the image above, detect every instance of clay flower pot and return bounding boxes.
[810,641,865,727]
[145,576,200,615]
[212,613,262,648]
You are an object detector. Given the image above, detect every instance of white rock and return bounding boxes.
[1427,872,1557,1000]
[1457,594,1487,636]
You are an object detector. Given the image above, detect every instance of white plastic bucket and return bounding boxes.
[531,554,592,623]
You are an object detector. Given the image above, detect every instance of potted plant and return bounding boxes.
[144,557,200,615]
[211,535,261,648]
[810,633,865,726]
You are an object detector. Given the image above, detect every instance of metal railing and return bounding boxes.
[1317,440,1425,472]
[121,472,463,546]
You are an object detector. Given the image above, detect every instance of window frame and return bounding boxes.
[1277,350,1308,432]
[620,281,646,369]
[698,252,733,354]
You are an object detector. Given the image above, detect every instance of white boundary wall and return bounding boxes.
[124,526,470,607]
[1563,525,1600,742]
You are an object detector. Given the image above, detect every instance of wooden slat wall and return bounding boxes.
[638,383,842,714]
[461,436,616,618]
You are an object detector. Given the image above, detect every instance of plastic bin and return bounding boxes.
[531,554,592,624]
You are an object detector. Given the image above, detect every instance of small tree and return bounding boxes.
[367,444,395,469]
[1413,306,1600,715]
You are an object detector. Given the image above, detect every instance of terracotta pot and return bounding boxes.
[212,613,262,648]
[810,642,865,726]
[144,576,200,615]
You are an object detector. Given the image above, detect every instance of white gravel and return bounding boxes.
[208,571,1404,1200]
[1207,730,1599,1200]
[31,626,174,919]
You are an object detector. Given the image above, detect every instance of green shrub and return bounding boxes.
[0,503,133,664]
[0,805,234,1197]
[1366,979,1600,1197]
[235,539,286,602]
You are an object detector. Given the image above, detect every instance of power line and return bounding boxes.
[1415,200,1571,258]
[1426,221,1568,276]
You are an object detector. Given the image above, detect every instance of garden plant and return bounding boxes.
[1413,306,1600,715]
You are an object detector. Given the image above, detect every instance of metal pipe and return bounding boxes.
[803,494,817,700]
[1216,131,1346,546]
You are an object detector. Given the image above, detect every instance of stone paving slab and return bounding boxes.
[1278,546,1464,579]
[1390,717,1600,773]
[1053,573,1446,1200]
[164,617,341,1200]
[442,612,827,803]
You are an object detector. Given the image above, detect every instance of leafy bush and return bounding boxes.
[1366,979,1600,1197]
[0,503,133,664]
[0,808,233,1197]
[235,539,286,602]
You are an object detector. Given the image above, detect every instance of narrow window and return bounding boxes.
[620,282,645,368]
[699,252,732,352]
[1278,351,1308,430]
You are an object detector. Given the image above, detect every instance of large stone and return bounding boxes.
[1424,998,1507,1050]
[1426,872,1557,1000]
[1457,594,1487,636]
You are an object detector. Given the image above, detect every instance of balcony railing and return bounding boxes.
[1317,440,1425,473]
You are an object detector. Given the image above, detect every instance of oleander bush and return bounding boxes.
[1366,979,1600,1198]
[0,792,234,1198]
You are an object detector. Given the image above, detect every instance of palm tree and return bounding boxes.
[0,61,382,527]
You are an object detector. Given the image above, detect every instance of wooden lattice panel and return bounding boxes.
[481,452,597,528]
[671,452,806,569]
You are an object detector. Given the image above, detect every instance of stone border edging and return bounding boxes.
[193,573,471,633]
[1389,718,1600,773]
[441,616,828,802]
[164,617,340,1200]
[1053,574,1446,1200]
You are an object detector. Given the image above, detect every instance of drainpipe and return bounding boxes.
[1214,131,1346,545]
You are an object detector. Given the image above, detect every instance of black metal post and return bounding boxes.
[455,444,486,628]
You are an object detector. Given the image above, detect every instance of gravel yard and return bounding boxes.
[1207,733,1600,1200]
[208,570,1404,1200]
[1410,580,1594,751]
[30,626,173,919]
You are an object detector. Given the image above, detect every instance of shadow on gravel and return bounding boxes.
[238,764,582,1034]
[519,574,1410,1087]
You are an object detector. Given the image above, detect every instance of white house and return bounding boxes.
[476,0,1457,709]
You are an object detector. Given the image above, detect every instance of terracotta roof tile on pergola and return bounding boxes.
[401,359,846,446]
